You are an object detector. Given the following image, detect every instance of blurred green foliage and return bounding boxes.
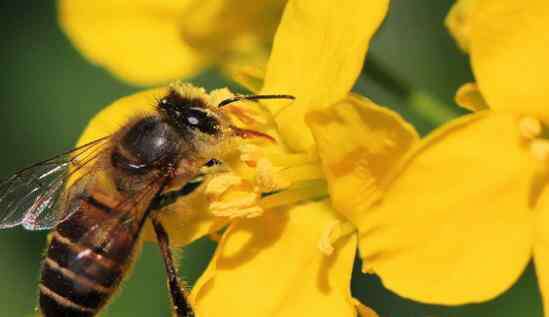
[0,0,541,316]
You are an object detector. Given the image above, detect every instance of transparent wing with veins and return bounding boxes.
[0,136,111,230]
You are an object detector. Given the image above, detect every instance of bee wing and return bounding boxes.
[0,136,111,230]
[65,173,170,275]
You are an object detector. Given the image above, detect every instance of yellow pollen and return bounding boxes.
[204,172,242,198]
[318,220,357,256]
[530,139,549,162]
[239,143,263,165]
[256,158,290,192]
[209,88,234,106]
[209,193,264,218]
[519,116,542,139]
[204,171,265,218]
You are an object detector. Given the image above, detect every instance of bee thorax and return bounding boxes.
[113,117,181,174]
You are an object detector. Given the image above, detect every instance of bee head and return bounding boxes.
[158,87,224,137]
[158,82,294,144]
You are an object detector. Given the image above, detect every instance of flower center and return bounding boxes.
[203,143,330,219]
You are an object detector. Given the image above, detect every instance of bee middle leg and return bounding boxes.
[152,216,195,317]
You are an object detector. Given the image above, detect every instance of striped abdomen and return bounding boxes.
[39,192,143,317]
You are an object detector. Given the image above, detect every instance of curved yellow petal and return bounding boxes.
[224,65,266,93]
[470,0,549,117]
[352,298,379,317]
[261,0,389,151]
[191,201,360,317]
[455,82,489,112]
[58,0,206,85]
[306,94,419,223]
[357,112,534,304]
[444,0,479,52]
[180,0,285,61]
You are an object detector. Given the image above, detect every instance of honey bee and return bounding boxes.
[0,82,293,317]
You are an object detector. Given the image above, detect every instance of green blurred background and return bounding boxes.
[0,1,541,316]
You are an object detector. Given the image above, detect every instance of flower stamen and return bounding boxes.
[259,180,329,210]
[209,194,264,218]
[256,158,290,192]
[204,172,264,218]
[204,172,242,197]
[276,164,325,185]
[239,143,264,166]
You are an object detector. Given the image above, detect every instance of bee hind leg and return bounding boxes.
[152,216,195,317]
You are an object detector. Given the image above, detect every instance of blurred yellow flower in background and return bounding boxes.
[58,0,285,85]
[344,1,549,316]
[70,0,426,316]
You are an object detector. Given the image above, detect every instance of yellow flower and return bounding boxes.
[74,0,422,316]
[187,1,417,315]
[347,0,549,315]
[58,0,285,85]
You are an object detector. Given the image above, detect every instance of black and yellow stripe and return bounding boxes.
[39,284,95,317]
[39,192,139,317]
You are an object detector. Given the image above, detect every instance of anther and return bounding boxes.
[209,193,263,218]
[256,159,290,193]
[239,144,263,166]
[204,173,242,198]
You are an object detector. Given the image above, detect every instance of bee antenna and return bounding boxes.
[218,94,295,107]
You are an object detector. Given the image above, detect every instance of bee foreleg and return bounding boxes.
[152,217,195,317]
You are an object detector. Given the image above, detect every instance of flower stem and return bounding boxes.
[363,57,462,125]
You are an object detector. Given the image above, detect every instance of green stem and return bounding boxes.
[363,57,410,99]
[363,57,462,125]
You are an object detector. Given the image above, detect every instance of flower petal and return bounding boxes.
[445,0,479,52]
[261,0,389,151]
[455,82,489,112]
[470,0,549,117]
[58,0,206,85]
[179,0,284,61]
[306,94,418,223]
[357,112,534,304]
[191,201,360,317]
[352,298,379,317]
[225,65,265,93]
